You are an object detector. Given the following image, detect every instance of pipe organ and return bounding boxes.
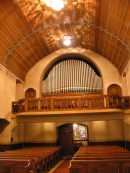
[42,59,103,94]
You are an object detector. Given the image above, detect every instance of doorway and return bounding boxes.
[57,123,89,155]
[58,124,73,156]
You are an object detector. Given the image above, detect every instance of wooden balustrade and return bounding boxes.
[12,94,130,113]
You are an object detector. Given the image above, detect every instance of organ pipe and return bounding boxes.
[84,63,86,92]
[42,59,103,94]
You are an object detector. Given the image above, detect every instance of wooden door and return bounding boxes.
[58,124,74,156]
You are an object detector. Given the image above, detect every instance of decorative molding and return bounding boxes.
[3,22,130,61]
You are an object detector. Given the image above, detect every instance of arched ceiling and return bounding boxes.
[0,0,130,80]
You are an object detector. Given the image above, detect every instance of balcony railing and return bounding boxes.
[12,94,130,113]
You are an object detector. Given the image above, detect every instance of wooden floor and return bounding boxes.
[49,157,71,173]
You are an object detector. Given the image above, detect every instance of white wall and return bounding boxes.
[126,66,130,96]
[122,76,128,96]
[0,65,16,143]
[0,68,16,119]
[15,83,25,100]
[11,121,24,143]
[87,120,124,142]
[24,123,57,143]
[22,120,124,144]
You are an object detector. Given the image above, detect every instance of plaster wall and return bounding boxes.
[124,123,130,141]
[15,83,25,100]
[0,68,16,119]
[126,66,130,96]
[122,76,128,96]
[124,111,130,141]
[22,120,124,144]
[11,122,24,143]
[0,66,16,144]
[24,122,57,143]
[87,120,124,142]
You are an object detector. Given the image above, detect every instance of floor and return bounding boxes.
[48,156,71,173]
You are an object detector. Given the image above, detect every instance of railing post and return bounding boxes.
[51,98,54,110]
[78,97,81,109]
[24,99,28,112]
[128,96,130,107]
[105,95,109,108]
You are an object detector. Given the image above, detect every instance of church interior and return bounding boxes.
[0,0,130,172]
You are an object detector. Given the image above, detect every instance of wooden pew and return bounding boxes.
[22,146,63,166]
[72,154,130,160]
[0,158,34,173]
[76,145,129,153]
[70,146,130,173]
[0,154,43,173]
[69,159,130,173]
[6,146,62,170]
[0,146,63,173]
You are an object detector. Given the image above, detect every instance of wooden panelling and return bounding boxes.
[0,0,129,80]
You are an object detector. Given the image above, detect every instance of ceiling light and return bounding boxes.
[42,0,65,11]
[63,35,72,46]
[63,39,71,46]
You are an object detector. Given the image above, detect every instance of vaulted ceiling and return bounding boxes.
[0,0,130,80]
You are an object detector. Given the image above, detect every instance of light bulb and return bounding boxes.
[63,39,71,46]
[43,0,65,11]
[51,0,64,11]
[63,35,72,46]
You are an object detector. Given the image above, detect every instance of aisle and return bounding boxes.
[49,156,71,173]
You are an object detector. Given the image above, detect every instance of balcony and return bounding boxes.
[12,93,130,114]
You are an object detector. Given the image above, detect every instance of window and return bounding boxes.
[73,124,88,141]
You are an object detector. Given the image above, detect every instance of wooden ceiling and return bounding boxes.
[0,0,130,80]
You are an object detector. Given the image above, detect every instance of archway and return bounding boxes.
[42,54,103,95]
[107,84,122,108]
[25,88,36,99]
[57,123,88,155]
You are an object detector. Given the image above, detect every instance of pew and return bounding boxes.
[69,159,130,173]
[0,146,63,173]
[70,146,130,173]
[8,146,63,169]
[72,154,130,160]
[0,158,34,173]
[0,154,43,173]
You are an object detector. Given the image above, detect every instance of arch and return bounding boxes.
[25,48,121,96]
[42,55,103,94]
[43,53,101,80]
[25,88,36,99]
[107,84,122,96]
[57,123,89,154]
[107,84,122,108]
